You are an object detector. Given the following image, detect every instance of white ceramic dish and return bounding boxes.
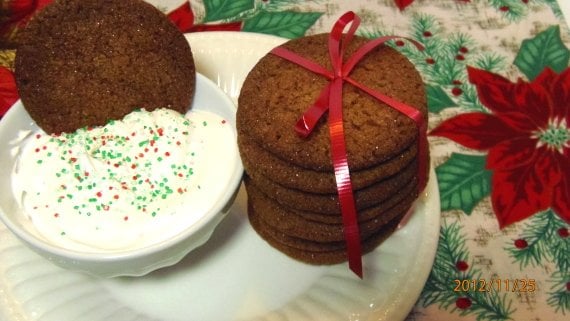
[0,73,243,278]
[0,32,440,321]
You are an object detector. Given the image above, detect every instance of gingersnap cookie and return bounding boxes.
[237,33,427,171]
[15,0,195,134]
[245,181,416,242]
[243,158,418,214]
[248,200,403,265]
[238,132,417,193]
[292,177,418,224]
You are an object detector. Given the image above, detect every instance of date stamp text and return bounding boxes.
[453,278,536,293]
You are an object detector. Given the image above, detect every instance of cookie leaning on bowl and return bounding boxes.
[237,33,428,265]
[15,0,196,134]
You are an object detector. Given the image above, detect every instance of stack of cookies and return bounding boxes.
[237,33,428,265]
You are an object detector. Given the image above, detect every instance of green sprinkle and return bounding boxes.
[88,198,97,202]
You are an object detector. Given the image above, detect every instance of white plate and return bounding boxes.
[0,32,440,321]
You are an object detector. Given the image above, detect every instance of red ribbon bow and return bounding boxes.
[270,11,427,278]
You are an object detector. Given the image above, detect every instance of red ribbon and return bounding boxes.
[270,11,427,278]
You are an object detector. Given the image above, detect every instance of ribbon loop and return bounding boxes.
[270,11,427,278]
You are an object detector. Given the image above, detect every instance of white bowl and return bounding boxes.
[0,73,243,278]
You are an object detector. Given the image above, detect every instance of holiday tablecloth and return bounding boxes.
[1,1,570,321]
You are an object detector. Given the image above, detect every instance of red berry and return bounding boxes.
[456,54,465,61]
[395,40,405,47]
[456,297,472,309]
[452,87,463,96]
[426,58,435,64]
[456,260,469,271]
[452,80,462,85]
[514,239,528,249]
[558,227,569,238]
[522,0,529,3]
[566,281,570,291]
[500,6,509,12]
[459,46,469,54]
[423,31,433,37]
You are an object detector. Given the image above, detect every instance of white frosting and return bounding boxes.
[12,108,236,253]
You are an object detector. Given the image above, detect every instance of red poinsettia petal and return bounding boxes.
[394,0,415,10]
[430,112,520,150]
[468,66,512,85]
[167,1,195,33]
[468,67,550,132]
[0,67,19,116]
[548,67,570,122]
[516,80,552,128]
[491,152,559,228]
[552,152,570,223]
[487,136,537,170]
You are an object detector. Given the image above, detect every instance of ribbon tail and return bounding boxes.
[295,84,331,137]
[328,78,363,278]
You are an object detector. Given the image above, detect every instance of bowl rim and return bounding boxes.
[0,72,244,263]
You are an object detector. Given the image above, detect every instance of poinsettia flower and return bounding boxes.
[0,67,19,117]
[430,66,570,228]
[167,1,242,33]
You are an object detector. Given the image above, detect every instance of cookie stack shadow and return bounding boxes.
[238,133,420,265]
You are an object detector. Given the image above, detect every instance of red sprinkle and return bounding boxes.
[96,191,102,197]
[157,128,164,136]
[165,152,171,157]
[114,194,120,200]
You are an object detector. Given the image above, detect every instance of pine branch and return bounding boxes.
[506,210,554,268]
[262,0,326,11]
[547,271,570,314]
[420,221,514,321]
[487,0,528,21]
[506,209,569,270]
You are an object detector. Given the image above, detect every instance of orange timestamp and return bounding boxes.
[453,278,536,293]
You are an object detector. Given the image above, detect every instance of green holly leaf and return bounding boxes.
[436,153,492,215]
[242,11,323,39]
[203,0,254,22]
[426,85,456,113]
[514,25,570,81]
